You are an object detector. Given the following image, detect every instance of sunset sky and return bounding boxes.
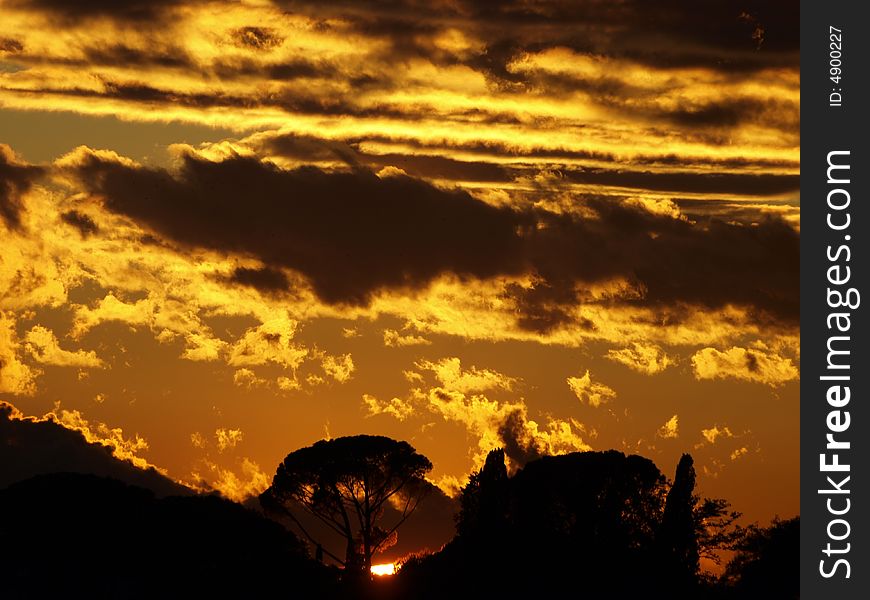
[0,0,799,544]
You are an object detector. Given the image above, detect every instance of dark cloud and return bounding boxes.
[338,134,799,172]
[261,133,511,181]
[562,167,799,197]
[675,198,799,225]
[84,44,193,69]
[209,57,339,82]
[498,409,543,467]
[0,402,191,497]
[228,266,291,293]
[347,15,452,65]
[60,209,99,237]
[6,1,798,150]
[258,133,797,194]
[503,280,594,333]
[663,97,799,131]
[9,0,195,23]
[0,44,195,74]
[278,0,798,75]
[0,143,43,230]
[263,133,361,165]
[13,44,327,82]
[231,27,284,51]
[33,81,423,121]
[0,37,24,53]
[363,153,511,183]
[746,351,760,373]
[64,150,799,326]
[464,38,527,91]
[521,75,799,133]
[66,150,528,305]
[509,199,799,331]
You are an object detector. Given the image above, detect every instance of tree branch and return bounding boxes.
[265,499,346,566]
[372,487,429,554]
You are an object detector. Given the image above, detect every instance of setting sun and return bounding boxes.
[371,563,397,577]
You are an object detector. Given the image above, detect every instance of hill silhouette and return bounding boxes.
[0,472,338,599]
[0,401,191,496]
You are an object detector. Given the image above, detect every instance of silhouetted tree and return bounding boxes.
[260,435,432,575]
[406,450,673,598]
[723,516,799,599]
[695,497,744,563]
[659,453,701,584]
[381,450,793,600]
[456,448,508,538]
[657,454,744,597]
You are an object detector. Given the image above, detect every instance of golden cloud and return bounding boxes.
[190,431,207,449]
[566,369,616,408]
[730,447,749,461]
[424,386,591,470]
[192,457,269,503]
[51,404,153,470]
[383,328,432,347]
[321,352,355,383]
[215,427,243,452]
[232,368,267,389]
[227,311,308,370]
[0,311,40,395]
[699,425,734,446]
[415,356,516,394]
[276,375,301,392]
[657,414,679,439]
[605,342,674,375]
[24,324,105,367]
[363,393,416,421]
[691,342,799,386]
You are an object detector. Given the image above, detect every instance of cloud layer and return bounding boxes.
[58,148,799,333]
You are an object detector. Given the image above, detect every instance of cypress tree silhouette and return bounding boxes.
[658,453,700,593]
[456,448,508,539]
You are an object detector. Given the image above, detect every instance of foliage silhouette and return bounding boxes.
[658,453,702,592]
[399,449,746,599]
[456,448,508,539]
[723,516,799,599]
[260,434,432,575]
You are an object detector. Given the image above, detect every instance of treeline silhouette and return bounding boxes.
[390,449,795,600]
[0,437,797,599]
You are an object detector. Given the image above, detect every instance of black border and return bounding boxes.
[801,2,868,595]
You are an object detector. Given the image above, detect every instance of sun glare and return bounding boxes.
[370,563,397,576]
